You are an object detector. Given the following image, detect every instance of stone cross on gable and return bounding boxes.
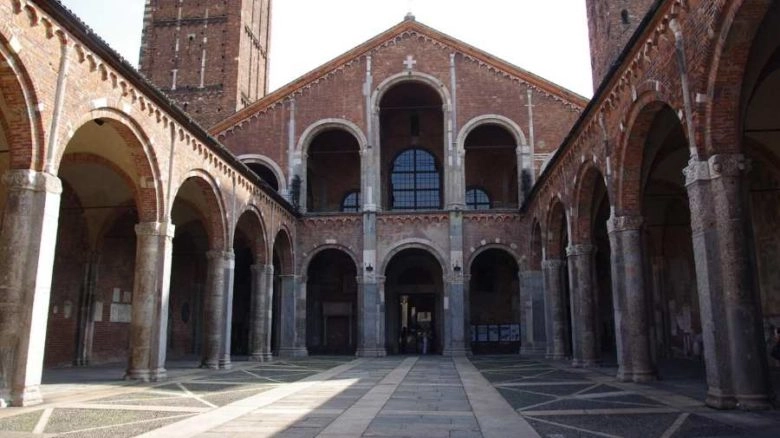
[404,55,417,70]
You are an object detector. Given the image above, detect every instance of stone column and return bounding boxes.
[542,259,567,359]
[249,264,273,361]
[445,276,467,356]
[278,274,306,357]
[566,244,598,367]
[463,275,472,355]
[126,222,175,381]
[219,251,235,369]
[520,269,545,353]
[0,170,61,407]
[357,275,384,357]
[685,155,771,409]
[75,252,100,367]
[608,215,654,382]
[201,250,227,369]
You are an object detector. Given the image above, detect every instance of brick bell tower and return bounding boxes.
[585,0,656,90]
[139,0,272,128]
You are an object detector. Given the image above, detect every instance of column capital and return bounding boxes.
[542,258,565,269]
[2,169,61,194]
[684,154,750,186]
[607,214,643,233]
[206,250,232,261]
[135,221,175,238]
[566,244,595,257]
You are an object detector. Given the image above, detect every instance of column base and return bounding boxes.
[124,368,151,382]
[357,347,386,357]
[442,346,469,357]
[735,393,773,410]
[546,353,566,360]
[150,368,167,381]
[200,359,220,370]
[278,347,308,358]
[219,357,232,370]
[249,352,273,362]
[705,390,738,410]
[10,385,43,407]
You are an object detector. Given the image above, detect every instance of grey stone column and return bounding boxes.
[357,276,384,357]
[444,276,467,356]
[0,170,61,407]
[75,252,100,367]
[219,251,235,369]
[463,275,472,355]
[520,269,546,353]
[566,244,598,367]
[126,221,175,381]
[278,274,307,357]
[542,259,567,359]
[685,155,771,409]
[608,215,655,382]
[201,250,227,369]
[249,264,273,361]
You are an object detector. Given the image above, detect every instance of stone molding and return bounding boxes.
[2,169,62,194]
[684,154,749,186]
[607,214,643,233]
[542,258,566,269]
[206,250,233,261]
[566,244,595,257]
[134,221,175,238]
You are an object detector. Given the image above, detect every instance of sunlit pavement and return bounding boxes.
[0,356,778,437]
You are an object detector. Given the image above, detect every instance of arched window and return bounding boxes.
[341,190,360,212]
[390,148,441,210]
[466,187,491,210]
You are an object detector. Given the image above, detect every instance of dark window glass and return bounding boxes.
[466,188,491,210]
[390,149,441,210]
[341,191,360,212]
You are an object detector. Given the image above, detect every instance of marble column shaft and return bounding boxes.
[608,215,654,382]
[566,244,598,367]
[202,250,228,369]
[127,221,175,382]
[685,154,771,409]
[249,264,273,361]
[278,274,307,357]
[542,259,567,359]
[219,251,235,369]
[520,270,545,353]
[0,170,61,407]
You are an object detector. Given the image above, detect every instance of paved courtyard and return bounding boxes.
[0,356,778,437]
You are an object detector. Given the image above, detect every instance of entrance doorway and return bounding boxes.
[385,248,443,355]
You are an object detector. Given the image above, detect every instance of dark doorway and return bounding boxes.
[385,248,443,355]
[469,249,520,354]
[306,249,358,355]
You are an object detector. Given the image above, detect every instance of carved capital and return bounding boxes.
[2,169,62,194]
[566,244,595,257]
[206,250,231,261]
[684,154,749,186]
[607,214,643,233]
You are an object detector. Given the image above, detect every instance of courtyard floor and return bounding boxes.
[0,355,778,437]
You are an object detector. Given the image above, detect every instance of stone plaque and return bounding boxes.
[110,303,132,323]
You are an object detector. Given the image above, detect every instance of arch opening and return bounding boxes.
[306,249,358,355]
[468,249,520,354]
[464,124,518,209]
[307,129,360,213]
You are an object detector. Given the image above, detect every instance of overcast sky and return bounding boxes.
[58,0,594,97]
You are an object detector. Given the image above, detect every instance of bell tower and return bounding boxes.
[139,0,272,128]
[585,0,656,90]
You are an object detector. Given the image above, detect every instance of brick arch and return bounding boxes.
[296,118,368,154]
[0,28,44,170]
[615,96,681,216]
[371,71,452,111]
[380,238,448,278]
[234,205,268,265]
[455,114,528,155]
[544,197,568,259]
[56,110,163,222]
[303,245,359,278]
[172,170,228,251]
[570,161,609,245]
[272,227,295,275]
[237,154,287,194]
[465,244,520,275]
[705,0,775,157]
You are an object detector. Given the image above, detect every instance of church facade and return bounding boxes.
[0,0,778,412]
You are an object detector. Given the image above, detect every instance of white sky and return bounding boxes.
[58,0,594,97]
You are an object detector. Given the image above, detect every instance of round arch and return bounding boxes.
[237,154,287,194]
[302,244,360,276]
[570,161,609,244]
[296,118,368,154]
[380,238,448,277]
[544,197,569,259]
[0,26,44,170]
[616,96,684,216]
[371,71,452,112]
[465,243,521,274]
[233,204,269,265]
[456,114,528,155]
[272,227,295,275]
[56,109,163,222]
[171,169,229,251]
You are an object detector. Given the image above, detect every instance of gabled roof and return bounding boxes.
[212,17,589,135]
